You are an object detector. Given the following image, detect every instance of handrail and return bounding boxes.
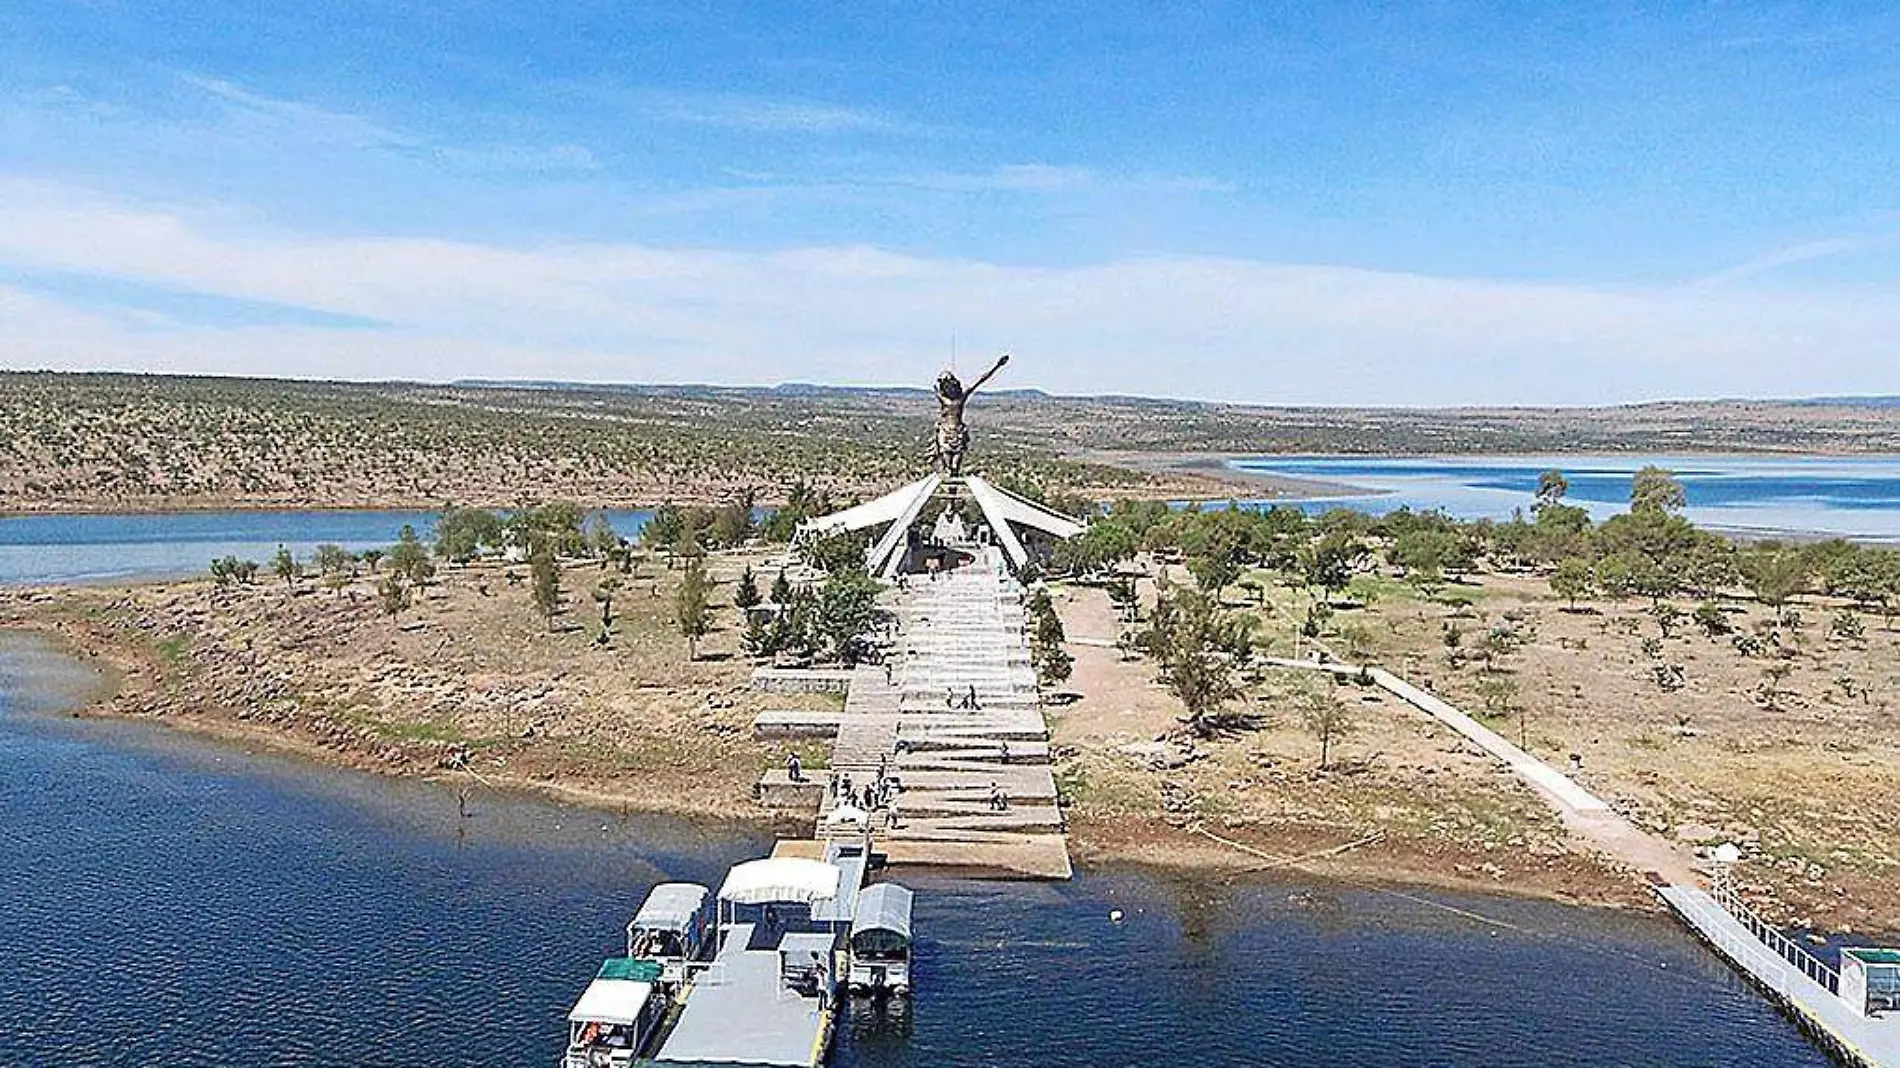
[1710,872,1839,994]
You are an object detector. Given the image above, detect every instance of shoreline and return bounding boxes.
[0,610,1658,916]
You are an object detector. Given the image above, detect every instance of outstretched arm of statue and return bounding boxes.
[965,352,1010,395]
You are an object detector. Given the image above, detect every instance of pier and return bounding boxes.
[1660,878,1900,1068]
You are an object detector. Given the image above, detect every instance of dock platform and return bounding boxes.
[652,921,832,1067]
[1659,885,1900,1067]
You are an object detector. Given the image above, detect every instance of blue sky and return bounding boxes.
[2,2,1898,404]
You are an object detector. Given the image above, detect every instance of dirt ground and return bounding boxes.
[1045,563,1900,934]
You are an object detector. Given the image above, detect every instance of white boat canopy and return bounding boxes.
[717,857,841,906]
[849,883,914,954]
[633,882,709,932]
[568,978,654,1025]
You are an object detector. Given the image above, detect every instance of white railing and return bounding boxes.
[1711,870,1840,995]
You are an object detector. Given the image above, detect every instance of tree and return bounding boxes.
[734,566,762,610]
[1055,520,1138,575]
[1549,557,1592,609]
[314,543,352,577]
[769,569,794,606]
[360,548,384,573]
[272,544,299,587]
[530,546,561,628]
[436,506,504,563]
[593,576,622,630]
[1693,602,1731,638]
[675,557,712,660]
[1738,546,1807,623]
[377,573,410,622]
[812,571,880,664]
[1300,685,1354,769]
[387,525,434,585]
[1630,466,1687,516]
[1534,470,1570,512]
[1140,587,1245,737]
[1028,590,1073,687]
[1187,549,1242,600]
[643,503,686,552]
[1299,531,1367,601]
[799,530,871,575]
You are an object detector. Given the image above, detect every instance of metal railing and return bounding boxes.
[1711,869,1840,995]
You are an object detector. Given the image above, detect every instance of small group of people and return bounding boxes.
[831,761,903,828]
[987,781,1012,812]
[945,683,982,710]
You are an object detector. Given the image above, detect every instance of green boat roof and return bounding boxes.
[596,957,664,981]
[1846,948,1900,965]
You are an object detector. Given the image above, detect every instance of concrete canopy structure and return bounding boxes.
[794,473,1080,577]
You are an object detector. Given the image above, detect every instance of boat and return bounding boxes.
[562,957,667,1068]
[845,882,913,996]
[626,881,715,988]
[561,881,713,1067]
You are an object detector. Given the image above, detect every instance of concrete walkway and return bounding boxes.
[756,552,1071,879]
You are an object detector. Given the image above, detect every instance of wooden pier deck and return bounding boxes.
[756,555,1071,879]
[1659,885,1900,1068]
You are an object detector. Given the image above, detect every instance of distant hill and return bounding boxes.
[1791,395,1900,409]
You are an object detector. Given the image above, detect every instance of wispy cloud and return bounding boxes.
[174,73,597,173]
[642,91,919,134]
[0,181,1896,404]
[874,164,1233,194]
[1690,233,1900,287]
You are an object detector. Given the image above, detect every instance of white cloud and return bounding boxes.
[173,73,597,173]
[1,179,1896,405]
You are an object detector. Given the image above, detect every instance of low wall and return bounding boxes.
[751,668,854,695]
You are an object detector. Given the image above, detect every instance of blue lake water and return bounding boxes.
[0,634,1834,1067]
[0,508,654,585]
[1233,454,1900,543]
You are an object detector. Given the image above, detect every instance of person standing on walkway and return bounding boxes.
[967,683,981,711]
[786,751,803,783]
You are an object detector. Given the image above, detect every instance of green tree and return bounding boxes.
[812,571,880,664]
[769,569,794,606]
[530,546,561,628]
[1299,531,1367,601]
[1300,685,1354,769]
[1738,546,1807,623]
[377,572,410,622]
[643,503,686,552]
[1140,587,1246,737]
[593,576,621,630]
[734,566,762,610]
[1534,470,1569,511]
[273,543,298,585]
[387,525,434,585]
[1028,590,1074,687]
[436,506,503,563]
[675,557,712,660]
[1630,466,1687,516]
[1550,557,1592,609]
[360,548,384,573]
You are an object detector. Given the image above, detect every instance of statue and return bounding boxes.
[932,352,1009,477]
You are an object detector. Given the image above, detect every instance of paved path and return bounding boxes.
[1260,657,1698,885]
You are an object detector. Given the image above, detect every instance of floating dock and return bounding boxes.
[1659,884,1900,1068]
[651,842,873,1067]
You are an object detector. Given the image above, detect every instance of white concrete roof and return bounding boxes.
[568,978,653,1025]
[717,857,841,905]
[965,475,1084,568]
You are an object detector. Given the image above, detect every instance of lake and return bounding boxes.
[1234,454,1900,542]
[0,508,654,585]
[0,633,1831,1067]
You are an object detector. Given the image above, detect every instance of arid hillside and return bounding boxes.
[3,371,1897,512]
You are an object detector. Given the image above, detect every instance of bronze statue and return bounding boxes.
[932,352,1009,477]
